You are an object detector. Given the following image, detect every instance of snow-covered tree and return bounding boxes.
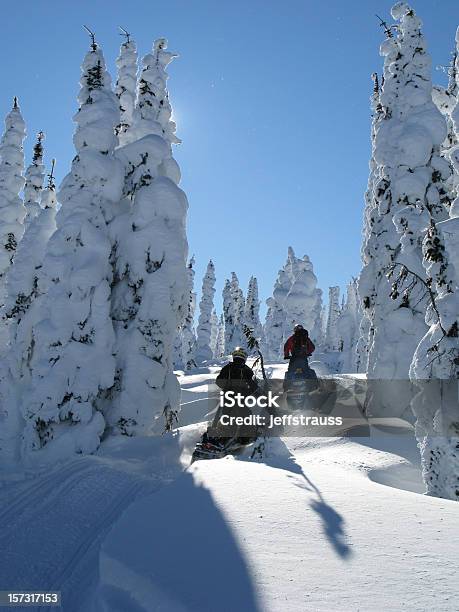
[222,279,233,355]
[404,22,459,501]
[131,38,180,146]
[360,4,448,388]
[195,260,216,364]
[408,215,459,500]
[244,276,263,351]
[3,158,57,359]
[19,40,124,461]
[282,251,323,346]
[108,39,189,436]
[23,131,45,225]
[210,309,219,358]
[264,268,290,360]
[264,247,322,359]
[230,272,246,350]
[0,98,26,352]
[215,313,225,359]
[180,257,197,370]
[0,162,58,464]
[325,287,341,351]
[115,30,138,146]
[356,73,385,374]
[172,257,198,370]
[337,279,361,372]
[221,274,246,353]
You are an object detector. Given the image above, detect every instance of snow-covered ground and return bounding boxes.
[0,363,458,611]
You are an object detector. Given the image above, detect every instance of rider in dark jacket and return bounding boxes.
[207,347,259,446]
[216,347,259,396]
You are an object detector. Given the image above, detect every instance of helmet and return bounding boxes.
[294,324,304,332]
[232,347,247,361]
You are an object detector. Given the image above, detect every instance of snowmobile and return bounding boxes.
[191,434,257,463]
[283,359,318,410]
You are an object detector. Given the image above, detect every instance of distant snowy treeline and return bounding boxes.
[173,244,361,374]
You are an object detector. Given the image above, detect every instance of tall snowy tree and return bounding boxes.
[264,248,322,359]
[222,278,234,354]
[360,4,448,388]
[23,131,45,225]
[195,260,216,364]
[115,30,138,146]
[132,39,180,147]
[337,279,361,372]
[264,266,291,360]
[325,286,341,351]
[282,251,323,346]
[406,22,459,501]
[244,276,263,351]
[0,161,58,462]
[0,98,26,352]
[231,272,246,350]
[215,313,225,359]
[19,39,124,461]
[4,157,57,352]
[409,215,459,500]
[210,309,219,359]
[108,38,189,436]
[181,257,197,370]
[356,73,385,373]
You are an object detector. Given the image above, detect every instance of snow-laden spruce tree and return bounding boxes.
[0,98,26,352]
[324,287,341,351]
[131,38,180,147]
[356,73,385,373]
[222,279,233,355]
[215,313,225,359]
[210,309,219,358]
[244,276,263,350]
[3,157,57,364]
[222,274,246,354]
[108,38,189,436]
[405,23,459,500]
[409,216,459,500]
[231,272,246,349]
[180,257,197,370]
[282,252,323,345]
[264,268,290,360]
[432,29,458,160]
[337,279,361,373]
[172,256,195,371]
[23,131,45,225]
[264,247,323,359]
[19,40,125,461]
[195,260,216,363]
[115,30,138,146]
[361,4,448,389]
[0,161,59,462]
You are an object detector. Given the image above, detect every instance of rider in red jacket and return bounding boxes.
[284,324,315,360]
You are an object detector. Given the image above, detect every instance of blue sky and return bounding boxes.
[2,0,458,316]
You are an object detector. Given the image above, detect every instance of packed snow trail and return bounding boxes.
[0,434,187,612]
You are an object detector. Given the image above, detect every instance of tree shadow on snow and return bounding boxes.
[261,440,353,560]
[98,468,262,612]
